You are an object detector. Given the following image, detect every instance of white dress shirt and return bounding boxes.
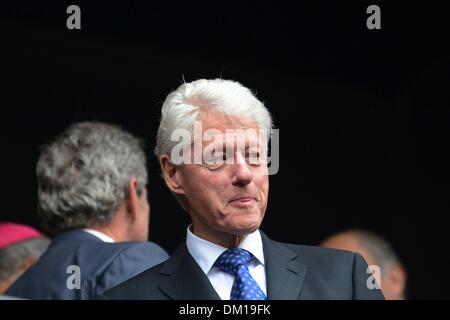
[186,226,267,300]
[83,229,115,243]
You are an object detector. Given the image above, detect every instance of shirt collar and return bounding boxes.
[82,229,115,243]
[186,225,265,276]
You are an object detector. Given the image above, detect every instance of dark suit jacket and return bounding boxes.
[6,229,169,300]
[98,232,384,300]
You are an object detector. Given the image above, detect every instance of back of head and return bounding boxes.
[351,230,400,273]
[322,230,400,272]
[37,122,147,235]
[321,229,407,299]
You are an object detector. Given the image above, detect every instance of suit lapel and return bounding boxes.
[155,233,307,300]
[261,232,307,299]
[156,240,220,300]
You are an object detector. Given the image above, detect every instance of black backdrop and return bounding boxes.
[1,1,449,299]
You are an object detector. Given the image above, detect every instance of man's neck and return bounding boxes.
[83,227,117,242]
[189,224,246,248]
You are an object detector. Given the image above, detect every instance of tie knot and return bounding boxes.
[215,248,252,275]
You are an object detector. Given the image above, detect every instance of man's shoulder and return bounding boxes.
[99,241,169,277]
[45,236,167,266]
[270,239,359,275]
[7,238,168,299]
[97,261,167,300]
[102,240,169,259]
[269,239,383,299]
[92,241,168,296]
[278,241,356,262]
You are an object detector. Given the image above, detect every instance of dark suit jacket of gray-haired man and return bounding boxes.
[7,229,168,299]
[6,122,169,299]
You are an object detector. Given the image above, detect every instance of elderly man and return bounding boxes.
[99,79,384,300]
[321,229,407,300]
[6,122,168,299]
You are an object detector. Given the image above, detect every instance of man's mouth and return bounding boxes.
[230,197,256,207]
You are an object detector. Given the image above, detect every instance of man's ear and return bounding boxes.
[160,155,185,195]
[126,177,141,220]
[387,262,407,299]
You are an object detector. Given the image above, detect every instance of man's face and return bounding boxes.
[176,113,269,243]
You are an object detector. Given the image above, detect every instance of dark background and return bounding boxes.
[1,1,449,299]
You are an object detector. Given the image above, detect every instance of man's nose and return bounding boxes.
[231,154,253,186]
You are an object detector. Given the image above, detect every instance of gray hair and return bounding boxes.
[349,230,400,273]
[37,122,147,235]
[154,79,273,158]
[0,238,50,281]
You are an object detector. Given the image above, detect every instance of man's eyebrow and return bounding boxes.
[207,138,260,148]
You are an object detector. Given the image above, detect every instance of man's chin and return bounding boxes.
[228,221,261,236]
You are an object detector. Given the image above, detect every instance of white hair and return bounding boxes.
[37,122,147,235]
[154,79,273,158]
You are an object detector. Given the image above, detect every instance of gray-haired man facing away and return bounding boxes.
[7,122,168,299]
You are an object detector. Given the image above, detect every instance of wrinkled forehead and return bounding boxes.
[194,112,264,146]
[199,111,255,129]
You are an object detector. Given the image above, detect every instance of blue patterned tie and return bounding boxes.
[214,248,267,300]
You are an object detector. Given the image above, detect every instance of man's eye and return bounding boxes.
[205,154,225,163]
[247,151,260,157]
[202,153,226,170]
[246,152,261,164]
